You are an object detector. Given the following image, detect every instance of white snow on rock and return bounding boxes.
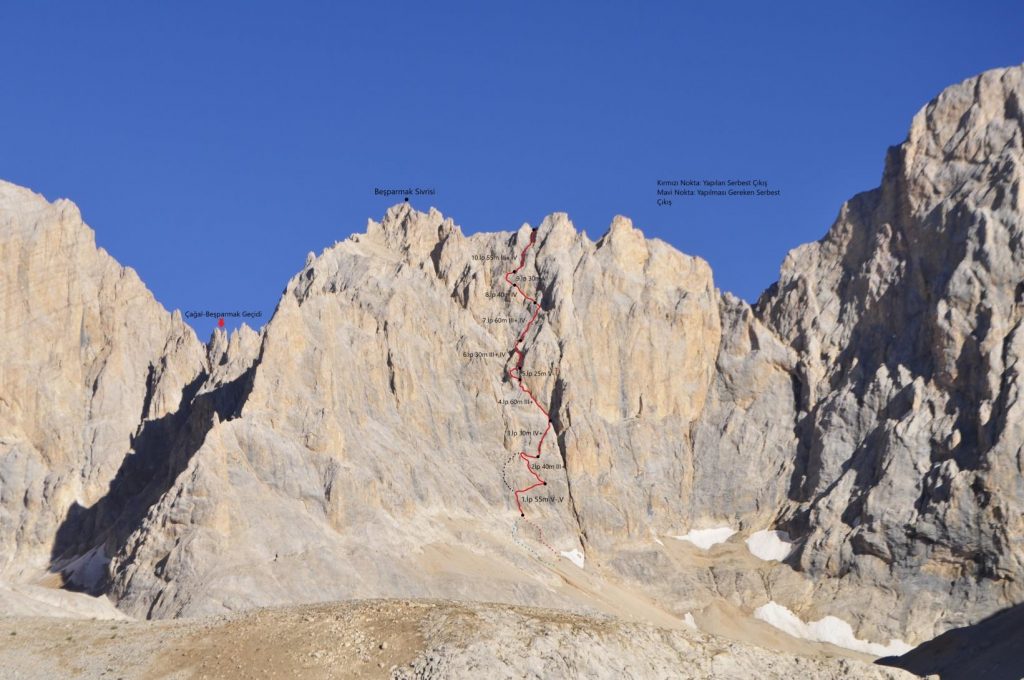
[671,527,736,550]
[754,601,913,657]
[60,546,111,590]
[683,612,698,630]
[561,548,585,568]
[746,530,794,561]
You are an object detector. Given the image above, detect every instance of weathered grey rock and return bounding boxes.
[2,64,1024,665]
[757,64,1024,640]
[690,292,797,524]
[104,207,738,619]
[0,180,206,583]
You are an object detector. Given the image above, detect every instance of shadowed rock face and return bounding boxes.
[1,66,1023,655]
[757,65,1024,638]
[878,601,1024,679]
[0,181,207,581]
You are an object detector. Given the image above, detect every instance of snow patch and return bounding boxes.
[754,601,913,657]
[682,612,698,630]
[671,527,736,550]
[746,530,794,561]
[61,546,110,590]
[560,549,585,568]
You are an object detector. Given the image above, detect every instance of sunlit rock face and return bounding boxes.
[2,66,1023,652]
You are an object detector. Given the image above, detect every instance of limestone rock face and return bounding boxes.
[0,181,206,581]
[757,65,1024,637]
[104,206,744,618]
[2,65,1024,662]
[690,293,797,523]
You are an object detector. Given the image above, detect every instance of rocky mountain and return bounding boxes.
[759,64,1024,637]
[0,182,206,583]
[2,64,1023,671]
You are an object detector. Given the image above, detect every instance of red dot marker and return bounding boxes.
[218,317,225,328]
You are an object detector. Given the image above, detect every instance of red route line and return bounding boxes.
[522,516,559,556]
[504,229,553,517]
[511,516,558,559]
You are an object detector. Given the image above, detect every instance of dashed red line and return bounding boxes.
[511,517,556,560]
[521,516,558,556]
[504,229,553,518]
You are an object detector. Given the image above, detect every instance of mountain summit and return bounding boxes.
[2,66,1024,673]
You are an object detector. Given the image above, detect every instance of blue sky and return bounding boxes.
[2,2,1022,337]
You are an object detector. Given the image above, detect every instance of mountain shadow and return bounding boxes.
[48,365,255,595]
[877,602,1024,679]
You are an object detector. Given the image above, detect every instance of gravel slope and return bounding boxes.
[0,599,917,679]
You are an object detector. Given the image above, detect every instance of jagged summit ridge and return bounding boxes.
[1,66,1023,660]
[756,63,1024,636]
[0,180,207,583]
